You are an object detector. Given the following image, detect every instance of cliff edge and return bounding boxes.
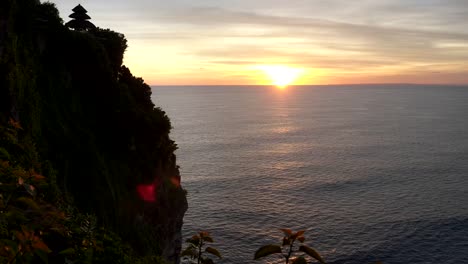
[0,0,187,263]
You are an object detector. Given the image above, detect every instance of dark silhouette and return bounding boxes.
[65,4,95,31]
[1,0,186,263]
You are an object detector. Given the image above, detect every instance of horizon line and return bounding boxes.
[149,83,468,87]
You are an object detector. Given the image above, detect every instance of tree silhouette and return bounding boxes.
[65,4,95,31]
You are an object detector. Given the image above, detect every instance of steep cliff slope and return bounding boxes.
[0,0,187,263]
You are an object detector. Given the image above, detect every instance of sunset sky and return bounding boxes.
[55,0,468,85]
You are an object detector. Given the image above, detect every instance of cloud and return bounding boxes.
[144,6,468,62]
[54,0,468,84]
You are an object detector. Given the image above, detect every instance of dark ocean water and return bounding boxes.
[151,85,468,264]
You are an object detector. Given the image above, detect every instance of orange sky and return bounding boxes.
[56,0,468,85]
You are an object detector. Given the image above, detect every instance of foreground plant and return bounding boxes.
[254,229,325,264]
[181,231,222,264]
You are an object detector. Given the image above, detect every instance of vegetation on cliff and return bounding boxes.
[0,0,187,263]
[254,229,325,264]
[181,231,222,264]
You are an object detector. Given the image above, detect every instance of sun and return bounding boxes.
[257,65,304,88]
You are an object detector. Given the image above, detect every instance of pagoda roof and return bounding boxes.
[69,12,91,20]
[72,4,88,14]
[65,19,96,30]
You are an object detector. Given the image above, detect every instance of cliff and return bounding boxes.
[0,0,187,263]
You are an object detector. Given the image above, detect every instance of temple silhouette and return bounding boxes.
[65,4,96,31]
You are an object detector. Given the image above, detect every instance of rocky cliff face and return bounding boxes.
[129,161,188,263]
[142,165,188,264]
[0,0,187,262]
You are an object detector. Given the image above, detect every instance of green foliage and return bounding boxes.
[298,245,325,264]
[254,229,325,264]
[0,119,170,263]
[0,120,62,263]
[92,28,128,74]
[35,2,63,28]
[254,244,282,259]
[1,0,186,262]
[182,232,222,264]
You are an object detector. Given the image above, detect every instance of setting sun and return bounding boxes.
[256,65,304,88]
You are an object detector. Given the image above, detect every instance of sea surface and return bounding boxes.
[151,85,468,264]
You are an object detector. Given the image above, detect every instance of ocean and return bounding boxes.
[151,85,468,264]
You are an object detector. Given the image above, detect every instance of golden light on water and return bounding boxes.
[256,65,304,88]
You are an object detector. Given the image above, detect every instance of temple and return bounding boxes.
[65,4,96,31]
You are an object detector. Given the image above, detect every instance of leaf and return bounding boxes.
[202,235,214,243]
[5,208,29,222]
[0,243,16,258]
[296,230,305,237]
[201,258,214,264]
[0,160,10,166]
[0,148,10,161]
[282,237,291,246]
[205,247,222,258]
[254,244,282,260]
[199,231,210,237]
[180,247,197,257]
[299,245,326,264]
[34,248,49,263]
[31,171,46,181]
[298,236,305,243]
[16,197,40,211]
[186,234,200,245]
[33,239,52,253]
[280,228,292,236]
[292,256,308,264]
[9,118,22,129]
[59,248,76,255]
[47,210,66,221]
[15,228,31,242]
[0,239,18,252]
[23,183,36,197]
[199,231,214,242]
[291,230,305,240]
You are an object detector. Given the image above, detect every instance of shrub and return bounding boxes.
[254,229,325,264]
